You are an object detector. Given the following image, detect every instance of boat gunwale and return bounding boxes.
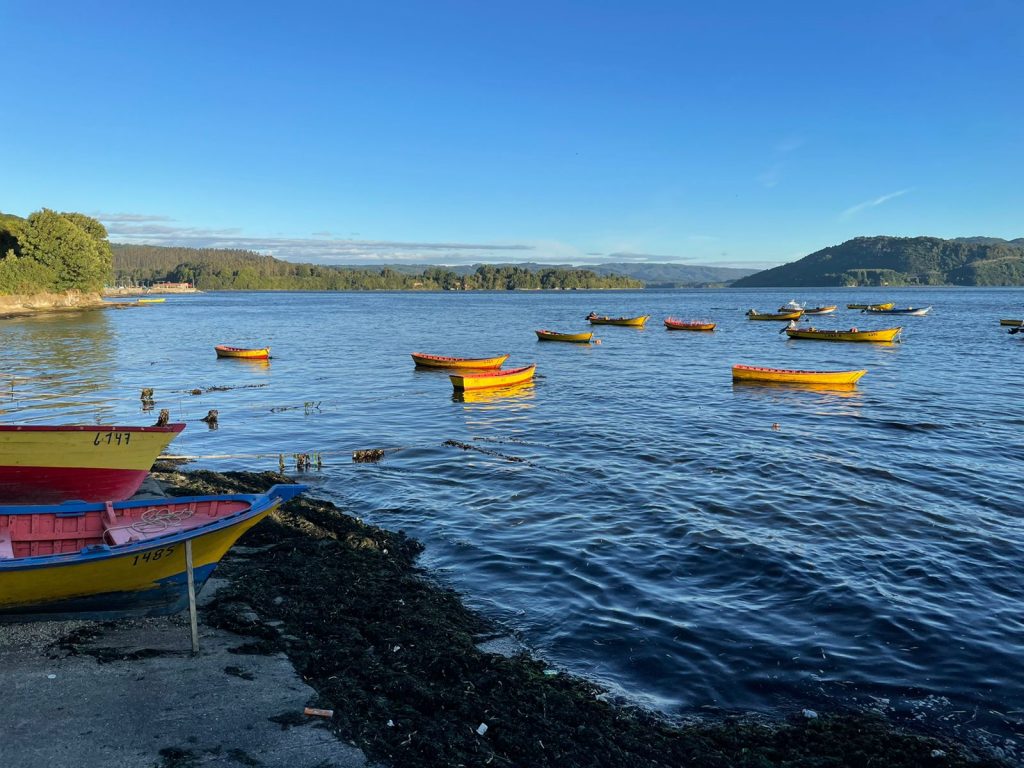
[411,352,510,364]
[0,424,186,434]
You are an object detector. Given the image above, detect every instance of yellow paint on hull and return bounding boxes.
[785,327,902,342]
[847,303,895,310]
[137,298,166,304]
[0,506,273,612]
[587,315,650,326]
[747,310,803,321]
[732,364,867,385]
[999,319,1023,327]
[535,330,593,342]
[411,352,509,369]
[0,426,183,471]
[215,345,271,359]
[450,364,536,391]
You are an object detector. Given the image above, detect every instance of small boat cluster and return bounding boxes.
[414,301,929,392]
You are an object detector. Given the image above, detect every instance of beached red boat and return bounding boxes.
[0,424,185,504]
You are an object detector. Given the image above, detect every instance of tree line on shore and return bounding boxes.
[0,210,112,294]
[111,244,644,291]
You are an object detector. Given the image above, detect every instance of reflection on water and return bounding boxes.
[731,379,863,397]
[0,311,117,422]
[452,381,537,405]
[215,358,272,370]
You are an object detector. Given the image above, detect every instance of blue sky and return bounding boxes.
[2,1,1022,268]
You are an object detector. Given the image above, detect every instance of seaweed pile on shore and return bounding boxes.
[154,465,1008,768]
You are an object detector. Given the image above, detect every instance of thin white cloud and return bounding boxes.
[98,214,536,265]
[840,189,911,220]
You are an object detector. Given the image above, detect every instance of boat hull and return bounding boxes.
[747,310,802,321]
[0,485,306,621]
[732,364,867,385]
[785,327,902,342]
[862,307,930,316]
[802,306,837,314]
[587,315,650,326]
[0,425,185,504]
[535,330,594,342]
[450,364,536,390]
[847,303,895,310]
[664,319,715,331]
[411,352,509,369]
[215,345,271,359]
[999,319,1023,327]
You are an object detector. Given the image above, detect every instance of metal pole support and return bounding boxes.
[185,539,199,654]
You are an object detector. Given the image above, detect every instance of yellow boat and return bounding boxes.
[746,309,803,321]
[999,319,1023,327]
[0,484,306,620]
[586,314,650,327]
[411,352,509,369]
[450,364,536,391]
[215,345,271,360]
[137,298,166,304]
[785,327,902,342]
[847,302,895,310]
[731,364,867,385]
[535,329,594,343]
[802,305,838,314]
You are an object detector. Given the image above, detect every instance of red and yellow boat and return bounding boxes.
[450,364,536,391]
[535,329,594,343]
[586,314,650,327]
[411,352,509,369]
[0,484,306,621]
[664,318,715,331]
[0,424,185,504]
[732,364,867,386]
[215,345,271,360]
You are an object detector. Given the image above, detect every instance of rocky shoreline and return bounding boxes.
[0,290,108,319]
[147,465,1009,768]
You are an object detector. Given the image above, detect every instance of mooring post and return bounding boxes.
[185,539,199,654]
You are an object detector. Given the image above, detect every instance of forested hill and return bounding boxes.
[732,236,1024,287]
[111,244,643,290]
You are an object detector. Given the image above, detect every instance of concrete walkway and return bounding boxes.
[0,579,368,768]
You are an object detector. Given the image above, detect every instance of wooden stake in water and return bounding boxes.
[185,539,199,654]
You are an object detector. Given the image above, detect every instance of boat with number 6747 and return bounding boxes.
[0,424,186,504]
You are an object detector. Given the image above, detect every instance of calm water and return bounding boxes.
[3,288,1022,759]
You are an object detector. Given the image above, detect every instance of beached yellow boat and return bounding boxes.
[847,302,895,310]
[664,318,715,331]
[586,314,650,327]
[731,364,867,385]
[535,329,594,343]
[785,327,902,343]
[450,364,536,391]
[0,484,306,621]
[215,345,271,360]
[999,319,1023,327]
[411,352,509,369]
[746,309,803,321]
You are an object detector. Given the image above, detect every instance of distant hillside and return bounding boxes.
[110,244,642,291]
[733,236,1024,288]
[588,262,756,287]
